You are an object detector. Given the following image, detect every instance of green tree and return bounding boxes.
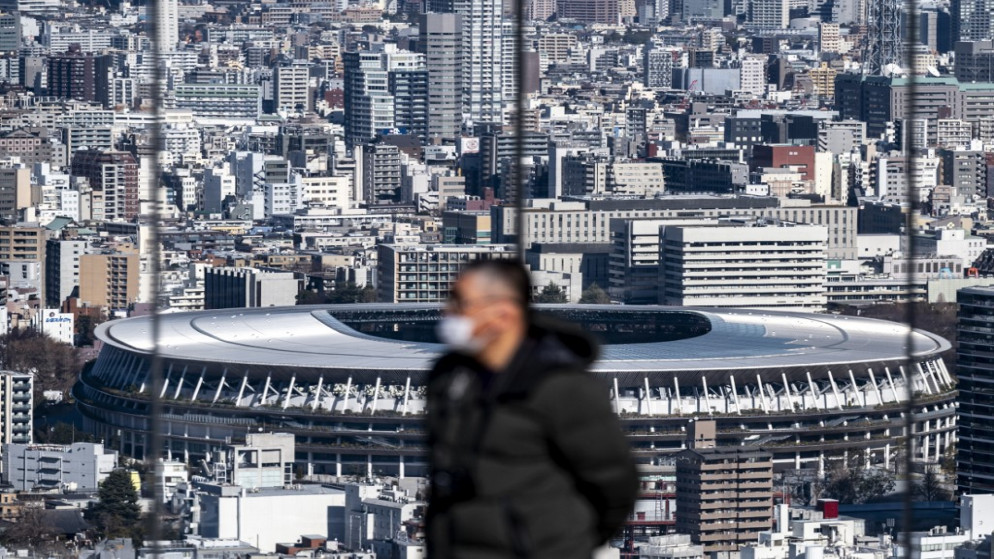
[915,466,952,502]
[817,452,895,504]
[88,470,142,541]
[579,283,611,304]
[535,282,568,304]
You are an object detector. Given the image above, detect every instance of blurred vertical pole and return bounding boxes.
[902,0,919,553]
[146,0,167,550]
[514,0,526,260]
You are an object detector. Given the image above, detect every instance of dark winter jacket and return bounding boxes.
[425,315,640,559]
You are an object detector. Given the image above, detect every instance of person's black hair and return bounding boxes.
[460,258,532,309]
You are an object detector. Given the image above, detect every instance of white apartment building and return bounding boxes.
[658,222,828,311]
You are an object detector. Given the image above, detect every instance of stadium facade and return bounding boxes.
[75,305,956,478]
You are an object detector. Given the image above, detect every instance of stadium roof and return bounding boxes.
[97,305,949,380]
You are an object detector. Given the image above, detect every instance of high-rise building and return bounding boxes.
[359,142,403,204]
[952,0,994,41]
[69,149,139,221]
[420,13,463,141]
[427,0,503,126]
[675,420,773,556]
[78,251,139,311]
[0,224,44,292]
[44,239,86,307]
[0,12,20,52]
[0,167,33,224]
[0,371,31,448]
[156,0,179,50]
[957,286,994,494]
[273,62,311,113]
[644,45,674,88]
[527,0,556,19]
[343,45,427,148]
[46,46,113,105]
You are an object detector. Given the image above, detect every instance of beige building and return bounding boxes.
[0,168,35,223]
[79,252,139,311]
[676,421,773,555]
[809,63,838,98]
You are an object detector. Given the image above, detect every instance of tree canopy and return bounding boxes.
[579,283,611,304]
[88,470,142,541]
[817,453,895,504]
[0,329,81,399]
[535,282,568,304]
[297,282,377,305]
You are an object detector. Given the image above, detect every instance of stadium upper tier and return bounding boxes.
[76,305,956,477]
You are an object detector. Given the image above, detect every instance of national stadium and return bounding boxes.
[74,305,956,478]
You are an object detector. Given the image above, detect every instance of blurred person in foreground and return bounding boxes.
[426,259,639,558]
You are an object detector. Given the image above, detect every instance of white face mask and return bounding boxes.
[436,315,486,354]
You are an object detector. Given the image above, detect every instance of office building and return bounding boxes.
[205,433,294,490]
[45,239,86,307]
[70,149,139,221]
[957,286,994,494]
[376,244,516,303]
[0,225,44,292]
[954,41,994,83]
[556,0,620,23]
[752,144,816,181]
[427,0,503,126]
[952,0,994,41]
[2,442,117,491]
[420,13,463,141]
[78,251,138,311]
[662,159,749,193]
[748,0,789,29]
[197,484,345,553]
[659,222,828,311]
[173,84,261,120]
[0,372,31,451]
[676,420,773,555]
[494,197,858,260]
[940,149,987,196]
[203,267,301,309]
[0,129,54,165]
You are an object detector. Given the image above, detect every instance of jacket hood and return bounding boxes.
[523,312,599,373]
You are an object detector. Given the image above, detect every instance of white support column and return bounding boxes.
[730,375,741,415]
[937,359,954,386]
[312,376,324,411]
[702,377,712,415]
[884,367,898,401]
[160,364,173,399]
[643,377,653,416]
[827,370,843,410]
[402,376,411,416]
[806,372,820,410]
[848,369,862,406]
[926,361,943,392]
[884,443,891,470]
[399,456,405,480]
[212,368,228,404]
[916,363,934,395]
[283,374,296,410]
[781,373,796,411]
[867,368,884,406]
[757,374,769,414]
[137,358,148,393]
[613,377,621,415]
[236,371,249,407]
[262,373,272,406]
[673,377,681,415]
[765,383,778,412]
[371,376,382,414]
[173,365,188,400]
[898,365,909,390]
[344,376,353,412]
[191,367,206,402]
